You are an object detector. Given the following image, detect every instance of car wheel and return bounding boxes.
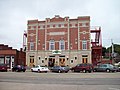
[58,70,61,73]
[93,69,96,72]
[106,69,110,72]
[83,69,86,73]
[16,69,19,72]
[31,69,33,72]
[72,70,74,72]
[38,69,41,73]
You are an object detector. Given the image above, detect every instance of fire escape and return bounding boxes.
[91,27,102,65]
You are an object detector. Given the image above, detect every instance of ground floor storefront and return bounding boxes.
[26,50,91,67]
[0,55,15,69]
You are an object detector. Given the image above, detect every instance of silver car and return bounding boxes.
[93,64,117,72]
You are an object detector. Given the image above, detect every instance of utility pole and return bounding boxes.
[111,39,114,64]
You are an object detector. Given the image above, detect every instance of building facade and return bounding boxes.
[0,44,26,69]
[26,15,91,67]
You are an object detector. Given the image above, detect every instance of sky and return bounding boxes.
[0,0,120,50]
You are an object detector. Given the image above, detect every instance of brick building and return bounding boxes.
[0,44,26,69]
[26,15,91,67]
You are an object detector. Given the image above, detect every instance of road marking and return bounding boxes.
[109,88,120,90]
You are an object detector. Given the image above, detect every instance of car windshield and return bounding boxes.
[35,66,39,68]
[109,64,114,68]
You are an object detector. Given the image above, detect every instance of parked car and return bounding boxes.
[71,63,93,73]
[51,66,70,73]
[0,64,8,72]
[31,65,50,73]
[12,65,26,72]
[93,64,117,72]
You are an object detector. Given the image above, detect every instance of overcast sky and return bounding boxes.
[0,0,120,50]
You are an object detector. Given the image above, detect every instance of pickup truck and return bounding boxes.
[31,65,49,73]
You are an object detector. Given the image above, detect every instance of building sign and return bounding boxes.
[52,50,61,55]
[49,32,65,36]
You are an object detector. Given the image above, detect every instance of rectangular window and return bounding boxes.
[49,40,55,50]
[0,57,4,64]
[82,40,87,50]
[59,40,65,50]
[50,24,53,28]
[61,24,64,28]
[30,42,34,50]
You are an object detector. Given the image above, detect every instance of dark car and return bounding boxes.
[93,64,117,72]
[12,65,26,72]
[71,63,93,73]
[51,66,70,73]
[0,64,8,72]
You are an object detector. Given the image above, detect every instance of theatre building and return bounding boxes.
[26,15,91,67]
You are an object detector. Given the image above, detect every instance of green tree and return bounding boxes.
[106,44,120,55]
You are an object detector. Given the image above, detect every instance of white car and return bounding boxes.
[31,65,50,73]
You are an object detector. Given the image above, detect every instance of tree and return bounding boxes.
[106,44,120,55]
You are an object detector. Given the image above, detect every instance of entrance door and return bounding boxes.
[29,56,34,67]
[59,58,65,66]
[82,55,88,63]
[48,58,55,67]
[82,58,88,63]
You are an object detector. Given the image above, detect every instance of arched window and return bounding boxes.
[49,40,55,50]
[59,40,65,50]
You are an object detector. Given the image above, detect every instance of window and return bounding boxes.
[59,40,65,50]
[0,57,4,64]
[6,56,10,65]
[61,24,64,28]
[82,23,86,27]
[50,24,53,28]
[49,40,55,50]
[56,24,59,28]
[30,42,34,50]
[82,40,87,50]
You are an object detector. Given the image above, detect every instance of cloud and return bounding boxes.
[0,0,120,49]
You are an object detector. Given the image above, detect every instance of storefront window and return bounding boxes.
[0,57,4,64]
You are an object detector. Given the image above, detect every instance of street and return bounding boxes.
[0,72,120,90]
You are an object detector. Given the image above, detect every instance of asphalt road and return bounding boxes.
[0,72,120,90]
